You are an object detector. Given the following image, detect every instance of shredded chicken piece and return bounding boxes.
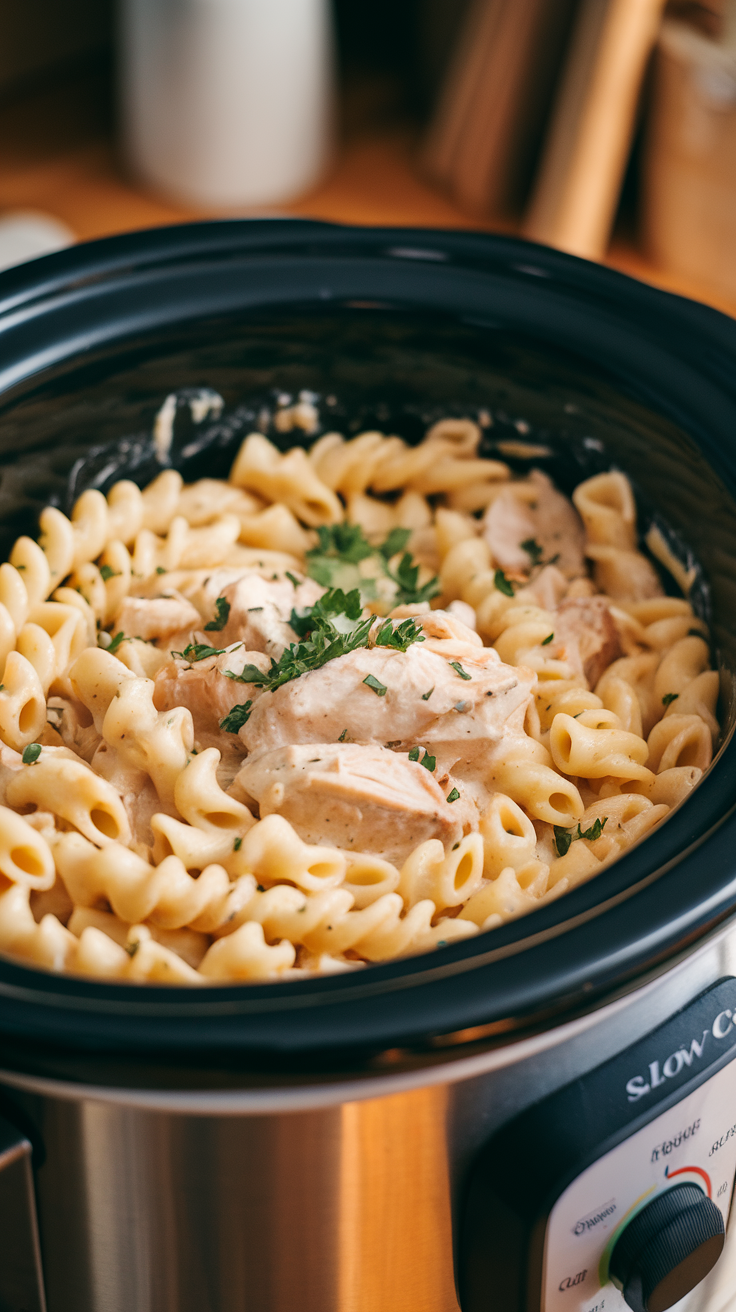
[236,742,474,863]
[153,648,268,751]
[483,470,586,579]
[552,596,622,689]
[213,572,323,657]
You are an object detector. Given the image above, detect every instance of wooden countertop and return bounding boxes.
[1,68,735,320]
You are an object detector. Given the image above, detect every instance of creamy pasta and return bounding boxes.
[0,411,718,983]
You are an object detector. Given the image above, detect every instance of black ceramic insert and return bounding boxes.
[0,220,734,1076]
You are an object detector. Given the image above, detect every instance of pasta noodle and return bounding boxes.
[0,404,718,983]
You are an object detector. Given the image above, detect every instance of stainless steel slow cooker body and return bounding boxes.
[0,220,735,1312]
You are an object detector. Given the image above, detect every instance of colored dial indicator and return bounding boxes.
[664,1164,712,1196]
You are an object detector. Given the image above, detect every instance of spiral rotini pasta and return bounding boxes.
[0,400,717,982]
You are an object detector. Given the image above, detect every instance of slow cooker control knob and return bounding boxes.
[609,1182,724,1312]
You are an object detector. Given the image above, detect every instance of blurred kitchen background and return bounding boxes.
[0,0,735,311]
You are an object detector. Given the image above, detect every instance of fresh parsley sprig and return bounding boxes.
[221,587,424,696]
[204,597,231,631]
[219,702,253,733]
[172,643,228,664]
[554,817,607,858]
[305,523,439,606]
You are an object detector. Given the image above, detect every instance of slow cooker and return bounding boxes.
[0,220,735,1312]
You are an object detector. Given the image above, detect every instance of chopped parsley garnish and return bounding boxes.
[219,702,253,733]
[338,728,348,742]
[99,564,120,581]
[450,661,471,681]
[305,522,439,606]
[446,787,460,803]
[204,596,231,631]
[554,817,608,857]
[421,687,434,700]
[541,633,554,646]
[156,566,167,574]
[521,537,544,566]
[363,673,388,696]
[125,940,140,958]
[107,632,127,654]
[373,616,426,651]
[222,588,423,694]
[22,743,42,765]
[408,745,436,771]
[285,571,300,588]
[494,569,515,597]
[662,692,679,707]
[233,836,242,851]
[172,643,227,664]
[384,549,440,607]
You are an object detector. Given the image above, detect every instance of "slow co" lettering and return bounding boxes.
[625,1010,735,1103]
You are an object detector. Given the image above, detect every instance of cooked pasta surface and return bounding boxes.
[0,409,718,983]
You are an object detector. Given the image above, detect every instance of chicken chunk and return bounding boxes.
[483,487,537,573]
[236,743,475,863]
[214,572,323,657]
[239,641,534,809]
[552,596,622,688]
[153,648,268,751]
[483,470,586,579]
[113,595,202,642]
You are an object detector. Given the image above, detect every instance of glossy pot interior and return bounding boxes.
[0,220,734,1078]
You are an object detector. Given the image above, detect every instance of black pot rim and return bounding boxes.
[0,217,735,1067]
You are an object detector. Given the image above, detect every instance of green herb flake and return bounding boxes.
[521,537,544,566]
[554,816,608,857]
[363,673,388,697]
[377,527,412,560]
[0,685,5,692]
[338,728,348,742]
[99,564,120,582]
[450,661,472,680]
[219,702,253,733]
[22,743,42,765]
[233,836,243,852]
[662,692,679,707]
[446,787,460,803]
[172,643,227,664]
[494,569,515,597]
[285,571,300,588]
[421,687,434,700]
[541,632,554,646]
[107,632,127,654]
[373,616,425,652]
[156,565,167,574]
[125,940,140,958]
[553,826,573,857]
[204,596,231,631]
[408,743,437,771]
[385,551,440,607]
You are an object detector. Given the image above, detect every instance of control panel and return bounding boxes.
[544,1056,736,1311]
[461,978,736,1312]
